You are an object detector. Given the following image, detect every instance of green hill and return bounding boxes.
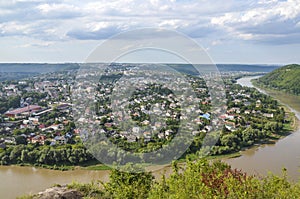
[255,64,300,95]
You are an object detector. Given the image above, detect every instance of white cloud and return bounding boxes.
[0,22,31,35]
[0,0,254,42]
[18,41,53,48]
[211,40,223,46]
[211,0,300,44]
[37,3,77,14]
[158,20,184,29]
[0,0,299,59]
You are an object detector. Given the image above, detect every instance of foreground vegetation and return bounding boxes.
[19,159,300,199]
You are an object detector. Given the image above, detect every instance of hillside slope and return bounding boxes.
[255,64,300,95]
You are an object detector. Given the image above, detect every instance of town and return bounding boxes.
[0,64,290,167]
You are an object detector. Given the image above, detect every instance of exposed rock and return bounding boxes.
[33,186,83,199]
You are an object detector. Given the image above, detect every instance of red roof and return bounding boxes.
[39,124,46,129]
[5,105,41,116]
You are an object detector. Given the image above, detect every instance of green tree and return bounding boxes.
[220,134,240,149]
[104,164,154,199]
[15,136,27,145]
[9,145,24,163]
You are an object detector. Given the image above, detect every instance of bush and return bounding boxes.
[148,159,300,199]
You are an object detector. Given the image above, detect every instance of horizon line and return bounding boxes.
[0,62,291,66]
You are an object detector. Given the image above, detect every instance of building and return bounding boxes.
[31,135,46,145]
[4,105,42,118]
[53,136,67,145]
[263,113,274,118]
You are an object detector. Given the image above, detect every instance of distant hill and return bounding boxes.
[255,64,300,95]
[0,63,79,73]
[168,64,280,76]
[0,63,80,81]
[216,64,279,73]
[0,63,280,81]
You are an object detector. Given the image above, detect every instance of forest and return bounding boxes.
[255,64,300,95]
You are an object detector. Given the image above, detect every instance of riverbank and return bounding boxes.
[0,160,112,172]
[3,152,242,172]
[232,76,300,149]
[224,75,300,182]
[252,79,300,115]
[252,79,300,132]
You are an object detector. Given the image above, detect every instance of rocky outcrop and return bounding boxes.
[33,186,83,199]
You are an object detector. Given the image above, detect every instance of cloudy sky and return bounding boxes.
[0,0,299,64]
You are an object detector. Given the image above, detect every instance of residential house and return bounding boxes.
[31,135,46,145]
[53,136,68,145]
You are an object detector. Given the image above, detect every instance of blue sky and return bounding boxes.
[0,0,299,64]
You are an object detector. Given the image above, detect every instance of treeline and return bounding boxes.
[0,144,94,168]
[0,95,20,114]
[186,121,285,158]
[63,159,300,199]
[256,64,300,95]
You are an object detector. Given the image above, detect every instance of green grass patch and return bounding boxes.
[84,164,112,171]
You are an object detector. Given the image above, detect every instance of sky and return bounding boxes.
[0,0,299,64]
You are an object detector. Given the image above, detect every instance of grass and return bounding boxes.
[283,108,299,132]
[83,164,112,171]
[16,195,34,199]
[67,181,104,198]
[206,152,242,160]
[14,160,111,171]
[17,163,75,171]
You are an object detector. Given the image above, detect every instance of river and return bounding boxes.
[224,75,300,182]
[0,163,173,198]
[0,166,110,199]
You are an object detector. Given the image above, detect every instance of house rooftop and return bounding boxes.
[5,105,41,116]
